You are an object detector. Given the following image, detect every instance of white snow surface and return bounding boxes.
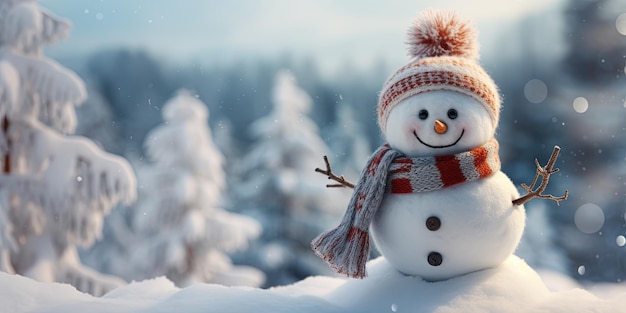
[3,255,625,313]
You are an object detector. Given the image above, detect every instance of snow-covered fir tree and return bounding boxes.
[125,89,264,287]
[0,0,136,296]
[235,70,348,286]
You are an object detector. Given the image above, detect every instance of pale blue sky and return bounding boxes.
[41,0,563,72]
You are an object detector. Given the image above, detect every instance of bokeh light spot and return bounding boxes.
[524,79,548,104]
[573,97,589,113]
[574,203,604,234]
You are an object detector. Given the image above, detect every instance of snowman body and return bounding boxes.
[370,90,526,281]
[371,171,524,281]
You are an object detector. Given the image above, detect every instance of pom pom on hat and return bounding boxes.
[407,9,478,60]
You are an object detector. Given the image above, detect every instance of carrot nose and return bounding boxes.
[434,120,448,134]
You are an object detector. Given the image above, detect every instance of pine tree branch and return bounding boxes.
[315,155,355,189]
[512,146,569,206]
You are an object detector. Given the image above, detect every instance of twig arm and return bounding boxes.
[512,146,569,206]
[315,155,355,189]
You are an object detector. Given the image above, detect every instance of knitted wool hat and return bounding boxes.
[378,9,501,134]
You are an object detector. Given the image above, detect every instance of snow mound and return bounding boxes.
[2,255,625,313]
[328,256,621,313]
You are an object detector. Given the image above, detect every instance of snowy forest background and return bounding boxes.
[1,0,626,296]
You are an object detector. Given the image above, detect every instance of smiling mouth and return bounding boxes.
[413,129,465,148]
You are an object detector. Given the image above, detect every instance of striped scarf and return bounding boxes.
[311,139,500,278]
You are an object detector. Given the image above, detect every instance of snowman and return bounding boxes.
[312,9,567,281]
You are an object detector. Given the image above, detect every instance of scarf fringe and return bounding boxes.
[311,223,370,278]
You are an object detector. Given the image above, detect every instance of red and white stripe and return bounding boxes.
[388,139,500,194]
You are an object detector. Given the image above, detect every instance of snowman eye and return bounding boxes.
[418,110,429,120]
[447,109,458,120]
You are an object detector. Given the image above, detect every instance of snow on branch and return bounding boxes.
[205,210,262,252]
[0,2,71,54]
[5,51,86,107]
[11,119,136,218]
[38,8,71,47]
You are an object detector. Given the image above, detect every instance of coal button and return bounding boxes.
[428,252,443,266]
[425,216,441,231]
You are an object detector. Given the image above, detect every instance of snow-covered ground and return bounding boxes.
[3,255,625,313]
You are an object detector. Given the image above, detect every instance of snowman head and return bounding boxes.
[386,90,494,157]
[378,9,501,155]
